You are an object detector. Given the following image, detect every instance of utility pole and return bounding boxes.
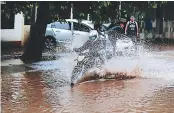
[34,5,37,22]
[156,2,163,38]
[87,14,90,21]
[70,4,73,32]
[119,1,122,21]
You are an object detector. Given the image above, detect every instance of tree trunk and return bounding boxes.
[21,2,49,63]
[156,3,163,37]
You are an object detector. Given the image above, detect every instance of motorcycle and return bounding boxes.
[71,30,108,86]
[71,51,104,86]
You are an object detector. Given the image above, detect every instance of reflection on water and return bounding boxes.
[1,44,174,113]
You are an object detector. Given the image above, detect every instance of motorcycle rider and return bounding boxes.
[71,23,107,86]
[73,22,107,65]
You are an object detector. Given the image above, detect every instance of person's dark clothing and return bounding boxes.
[127,21,138,36]
[145,19,152,32]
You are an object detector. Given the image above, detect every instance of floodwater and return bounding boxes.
[1,43,174,113]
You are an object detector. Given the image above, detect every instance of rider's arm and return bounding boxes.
[78,40,91,52]
[97,30,105,38]
[125,21,129,34]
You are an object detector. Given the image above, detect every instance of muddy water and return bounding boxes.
[1,44,174,113]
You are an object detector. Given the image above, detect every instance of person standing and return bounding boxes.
[125,16,139,43]
[145,17,153,39]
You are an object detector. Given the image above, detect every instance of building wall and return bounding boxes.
[1,13,31,48]
[23,25,31,47]
[1,13,24,42]
[1,29,17,41]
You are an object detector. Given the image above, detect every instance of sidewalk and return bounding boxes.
[151,38,174,44]
[1,47,23,60]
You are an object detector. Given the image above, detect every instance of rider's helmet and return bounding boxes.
[89,30,99,41]
[88,22,100,41]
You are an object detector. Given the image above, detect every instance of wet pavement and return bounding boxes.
[1,43,174,113]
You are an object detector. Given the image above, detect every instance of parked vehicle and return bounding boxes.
[44,18,134,55]
[66,19,94,29]
[44,19,93,50]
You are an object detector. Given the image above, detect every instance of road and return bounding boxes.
[1,43,174,113]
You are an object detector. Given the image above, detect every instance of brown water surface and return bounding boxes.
[1,44,174,113]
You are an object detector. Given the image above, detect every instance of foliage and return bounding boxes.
[2,1,170,23]
[2,1,172,26]
[2,1,119,24]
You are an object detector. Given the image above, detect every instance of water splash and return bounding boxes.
[102,40,174,81]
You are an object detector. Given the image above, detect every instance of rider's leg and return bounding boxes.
[99,54,107,66]
[71,66,82,86]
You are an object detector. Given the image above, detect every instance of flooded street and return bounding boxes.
[1,43,174,113]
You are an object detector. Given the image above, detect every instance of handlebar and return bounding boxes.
[98,30,106,37]
[71,49,88,56]
[78,52,88,56]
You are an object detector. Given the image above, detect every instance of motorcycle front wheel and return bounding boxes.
[71,65,84,86]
